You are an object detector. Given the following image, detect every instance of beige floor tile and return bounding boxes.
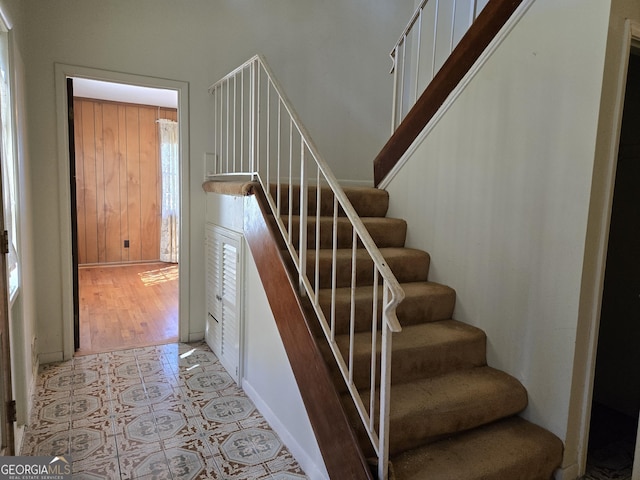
[22,342,308,479]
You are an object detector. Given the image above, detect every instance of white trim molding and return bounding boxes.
[242,379,329,480]
[54,63,190,359]
[568,17,640,480]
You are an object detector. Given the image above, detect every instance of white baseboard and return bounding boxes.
[555,462,580,480]
[28,357,39,420]
[242,379,328,480]
[16,357,40,455]
[188,331,205,342]
[38,351,64,364]
[14,424,25,455]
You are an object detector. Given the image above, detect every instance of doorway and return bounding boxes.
[586,51,640,479]
[69,78,180,355]
[55,64,190,360]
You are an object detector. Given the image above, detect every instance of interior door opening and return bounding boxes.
[67,77,181,355]
[586,51,640,479]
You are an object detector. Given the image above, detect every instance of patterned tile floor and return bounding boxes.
[21,342,308,480]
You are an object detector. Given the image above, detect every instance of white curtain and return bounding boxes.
[158,119,179,263]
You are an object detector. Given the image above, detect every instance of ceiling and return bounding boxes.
[72,77,178,108]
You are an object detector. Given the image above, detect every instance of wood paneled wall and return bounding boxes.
[74,98,177,265]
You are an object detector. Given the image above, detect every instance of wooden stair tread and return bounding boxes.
[269,183,390,217]
[357,366,528,455]
[280,215,408,249]
[388,319,486,356]
[306,247,430,288]
[335,320,486,359]
[391,416,564,480]
[317,281,456,334]
[327,320,487,389]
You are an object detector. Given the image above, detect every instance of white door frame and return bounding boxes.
[569,19,640,480]
[54,63,190,359]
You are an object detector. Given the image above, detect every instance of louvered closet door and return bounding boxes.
[205,224,243,383]
[205,225,222,355]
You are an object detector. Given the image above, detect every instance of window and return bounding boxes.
[0,30,19,300]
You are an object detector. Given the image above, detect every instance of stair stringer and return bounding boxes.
[244,190,374,480]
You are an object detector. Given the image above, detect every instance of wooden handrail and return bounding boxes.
[374,0,524,186]
[244,190,374,480]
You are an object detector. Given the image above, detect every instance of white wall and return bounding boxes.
[0,0,38,451]
[20,0,414,361]
[384,0,610,465]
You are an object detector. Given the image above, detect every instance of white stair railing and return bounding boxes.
[208,55,404,480]
[391,0,489,131]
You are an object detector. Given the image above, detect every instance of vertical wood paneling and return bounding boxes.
[94,103,106,263]
[102,103,121,263]
[81,100,98,264]
[125,105,141,262]
[74,99,87,265]
[139,107,159,260]
[118,105,129,262]
[74,98,177,265]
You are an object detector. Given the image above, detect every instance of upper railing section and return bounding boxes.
[391,0,488,131]
[208,55,404,480]
[376,0,525,185]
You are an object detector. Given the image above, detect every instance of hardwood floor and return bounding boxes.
[76,262,178,356]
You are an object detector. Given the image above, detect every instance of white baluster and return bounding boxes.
[299,140,307,294]
[330,196,338,342]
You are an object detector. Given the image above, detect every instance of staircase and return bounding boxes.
[208,23,565,471]
[270,183,564,479]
